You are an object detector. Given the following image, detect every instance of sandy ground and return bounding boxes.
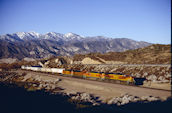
[15,70,171,102]
[142,82,171,90]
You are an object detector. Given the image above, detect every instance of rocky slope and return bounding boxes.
[0,32,151,60]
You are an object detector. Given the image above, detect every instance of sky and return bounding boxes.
[0,0,171,44]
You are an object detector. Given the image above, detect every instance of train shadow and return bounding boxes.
[134,77,146,85]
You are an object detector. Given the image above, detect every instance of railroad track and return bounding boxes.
[17,69,171,92]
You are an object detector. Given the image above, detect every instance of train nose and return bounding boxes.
[134,77,146,85]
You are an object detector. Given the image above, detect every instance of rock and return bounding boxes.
[161,80,170,83]
[32,84,37,87]
[107,94,161,106]
[107,97,118,105]
[140,96,160,102]
[158,76,165,81]
[141,96,148,101]
[80,93,91,101]
[50,84,56,89]
[147,75,157,81]
[143,72,148,76]
[39,84,43,88]
[108,94,136,105]
[70,92,99,106]
[165,74,171,78]
[133,96,140,102]
[135,73,141,78]
[121,96,130,105]
[147,96,159,101]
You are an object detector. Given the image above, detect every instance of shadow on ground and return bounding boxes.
[0,83,171,113]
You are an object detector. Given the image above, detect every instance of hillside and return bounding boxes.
[73,44,171,64]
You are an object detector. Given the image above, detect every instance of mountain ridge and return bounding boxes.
[0,32,152,60]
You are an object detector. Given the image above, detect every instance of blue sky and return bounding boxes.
[0,0,171,44]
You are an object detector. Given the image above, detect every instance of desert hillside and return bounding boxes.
[73,44,171,64]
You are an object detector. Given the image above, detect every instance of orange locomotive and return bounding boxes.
[62,70,135,85]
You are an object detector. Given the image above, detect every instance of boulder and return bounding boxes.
[107,94,161,106]
[147,75,157,81]
[70,92,100,106]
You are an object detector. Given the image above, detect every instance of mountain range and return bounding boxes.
[0,32,151,60]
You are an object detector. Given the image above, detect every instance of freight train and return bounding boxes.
[21,66,135,85]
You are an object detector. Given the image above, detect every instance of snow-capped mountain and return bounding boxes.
[14,31,40,39]
[44,32,64,40]
[0,32,152,59]
[0,31,41,42]
[0,32,84,42]
[64,32,83,40]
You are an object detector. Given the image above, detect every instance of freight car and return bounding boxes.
[21,66,135,85]
[21,66,65,73]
